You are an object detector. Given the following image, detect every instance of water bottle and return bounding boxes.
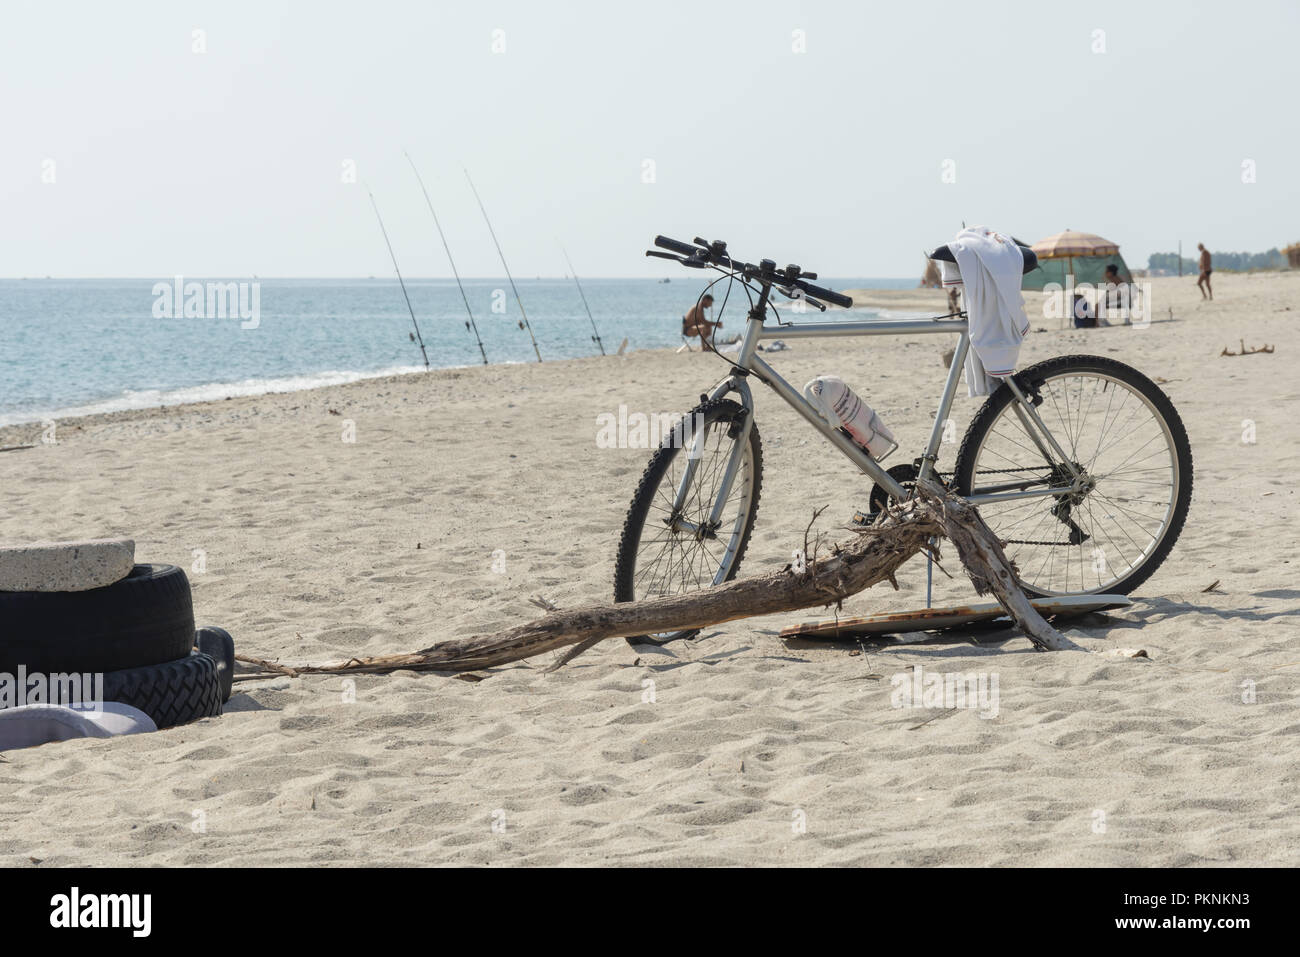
[804,375,897,460]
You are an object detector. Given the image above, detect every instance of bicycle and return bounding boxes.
[613,235,1194,644]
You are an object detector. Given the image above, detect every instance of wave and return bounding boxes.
[0,363,439,428]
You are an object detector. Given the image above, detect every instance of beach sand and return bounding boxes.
[1,272,1297,866]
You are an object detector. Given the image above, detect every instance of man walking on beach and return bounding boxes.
[1197,243,1213,300]
[682,295,721,348]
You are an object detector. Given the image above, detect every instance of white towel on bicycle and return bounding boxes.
[946,226,1031,396]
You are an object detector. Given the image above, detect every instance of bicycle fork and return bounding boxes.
[666,375,755,564]
[665,314,768,579]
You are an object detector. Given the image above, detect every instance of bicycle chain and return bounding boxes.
[934,466,1059,477]
[971,467,1080,547]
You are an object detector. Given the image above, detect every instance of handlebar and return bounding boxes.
[798,281,852,309]
[648,234,855,308]
[653,236,700,257]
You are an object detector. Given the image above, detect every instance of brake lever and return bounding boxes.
[646,249,715,270]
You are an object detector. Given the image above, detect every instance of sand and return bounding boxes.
[1,272,1297,866]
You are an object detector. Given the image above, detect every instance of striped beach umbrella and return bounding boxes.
[1031,229,1120,260]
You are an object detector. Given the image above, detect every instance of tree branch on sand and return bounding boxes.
[233,481,1081,680]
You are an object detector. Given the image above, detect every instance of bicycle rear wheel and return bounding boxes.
[613,397,762,645]
[953,355,1192,597]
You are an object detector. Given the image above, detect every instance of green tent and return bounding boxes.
[1021,253,1132,291]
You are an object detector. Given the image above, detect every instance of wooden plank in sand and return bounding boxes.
[780,595,1131,640]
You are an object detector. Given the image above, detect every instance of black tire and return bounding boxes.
[614,397,762,646]
[953,354,1193,597]
[101,653,223,729]
[194,626,235,703]
[0,564,195,674]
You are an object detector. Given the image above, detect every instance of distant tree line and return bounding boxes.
[1148,249,1287,273]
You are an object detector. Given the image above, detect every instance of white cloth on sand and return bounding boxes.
[0,702,156,752]
[945,226,1031,396]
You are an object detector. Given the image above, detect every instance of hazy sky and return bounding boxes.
[3,0,1296,278]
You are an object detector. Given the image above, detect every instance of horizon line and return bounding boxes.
[0,274,915,282]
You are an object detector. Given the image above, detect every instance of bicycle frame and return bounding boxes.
[673,281,1081,532]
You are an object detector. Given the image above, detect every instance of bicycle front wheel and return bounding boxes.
[613,397,762,645]
[953,355,1193,597]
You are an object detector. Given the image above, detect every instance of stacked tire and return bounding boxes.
[0,564,225,729]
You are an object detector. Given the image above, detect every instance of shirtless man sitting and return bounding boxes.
[682,295,721,347]
[1197,243,1213,300]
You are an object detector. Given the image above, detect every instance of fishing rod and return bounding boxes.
[558,241,605,355]
[405,152,489,365]
[366,188,430,369]
[464,169,543,363]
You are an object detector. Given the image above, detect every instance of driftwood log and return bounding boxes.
[235,482,1081,680]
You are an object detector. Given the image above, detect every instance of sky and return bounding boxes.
[2,0,1297,278]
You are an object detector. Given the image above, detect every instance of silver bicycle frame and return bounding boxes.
[676,308,1076,528]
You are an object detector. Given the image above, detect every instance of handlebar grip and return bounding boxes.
[801,282,853,308]
[654,235,700,257]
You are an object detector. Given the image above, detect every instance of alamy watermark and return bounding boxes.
[0,666,104,714]
[596,405,707,456]
[152,275,260,329]
[1042,277,1152,327]
[890,664,999,718]
[50,887,151,937]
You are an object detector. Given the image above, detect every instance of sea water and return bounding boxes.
[0,277,909,427]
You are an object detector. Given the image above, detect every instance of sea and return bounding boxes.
[0,277,912,428]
